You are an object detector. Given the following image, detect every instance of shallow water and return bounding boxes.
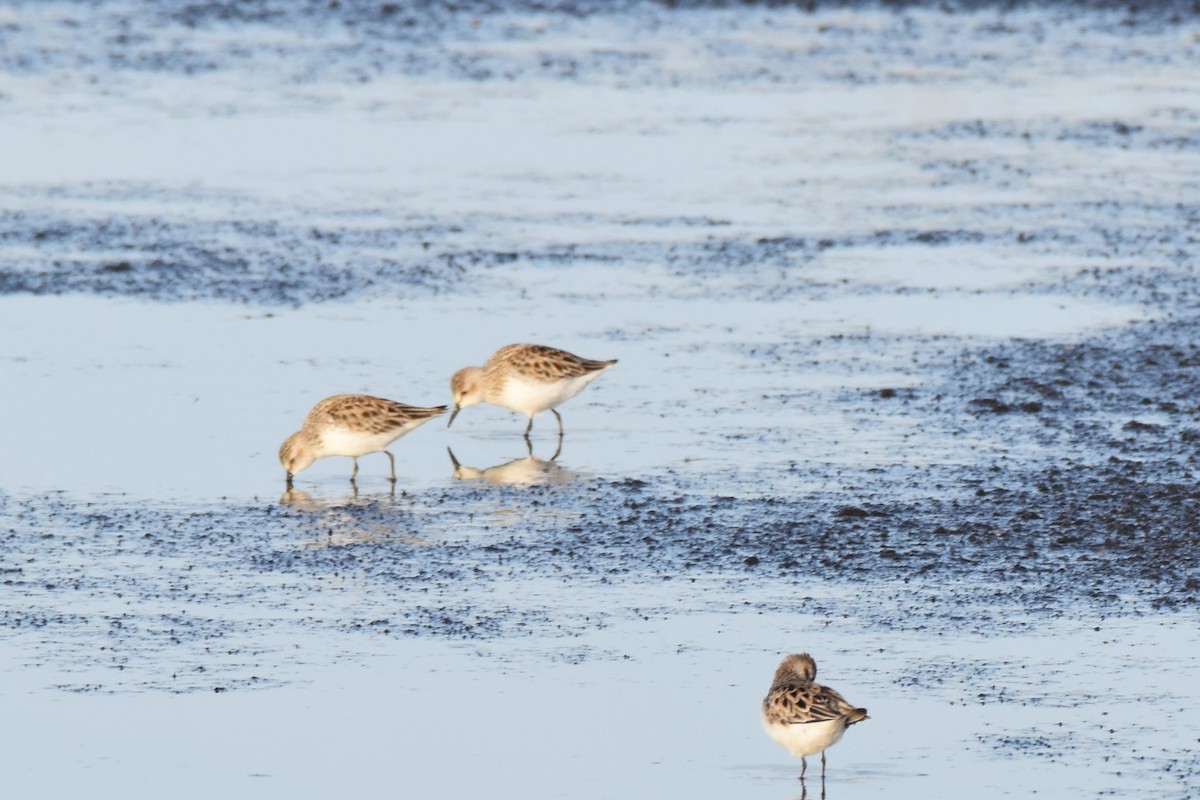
[4,608,1198,798]
[2,2,1199,798]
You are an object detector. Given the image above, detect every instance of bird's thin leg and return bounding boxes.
[800,756,807,780]
[385,451,397,482]
[350,457,359,481]
[524,416,534,436]
[551,408,563,437]
[549,437,562,461]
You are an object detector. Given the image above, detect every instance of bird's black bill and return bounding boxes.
[447,405,460,428]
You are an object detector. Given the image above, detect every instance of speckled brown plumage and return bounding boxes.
[483,343,617,384]
[761,653,868,778]
[304,395,446,441]
[762,653,868,727]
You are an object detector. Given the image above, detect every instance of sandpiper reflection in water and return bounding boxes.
[446,441,575,486]
[278,485,425,547]
[280,482,402,509]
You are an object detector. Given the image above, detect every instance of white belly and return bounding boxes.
[762,717,847,758]
[492,372,604,417]
[318,426,409,458]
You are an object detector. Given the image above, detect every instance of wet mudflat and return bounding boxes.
[2,1,1200,798]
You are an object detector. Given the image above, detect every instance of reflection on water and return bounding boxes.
[795,769,825,800]
[281,486,342,512]
[278,486,428,547]
[446,442,576,486]
[279,483,402,509]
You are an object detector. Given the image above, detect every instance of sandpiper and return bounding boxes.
[447,343,616,437]
[761,653,868,780]
[279,394,445,484]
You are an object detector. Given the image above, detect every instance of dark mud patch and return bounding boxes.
[0,468,1194,693]
[3,205,1192,305]
[0,208,481,305]
[6,2,1199,88]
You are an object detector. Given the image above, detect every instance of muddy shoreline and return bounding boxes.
[5,311,1198,654]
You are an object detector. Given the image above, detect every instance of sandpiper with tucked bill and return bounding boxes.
[761,653,869,780]
[447,343,617,437]
[279,394,446,485]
